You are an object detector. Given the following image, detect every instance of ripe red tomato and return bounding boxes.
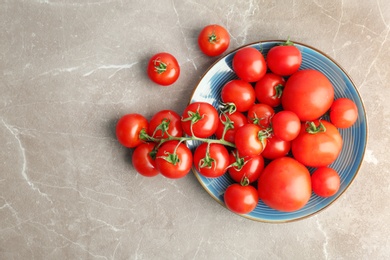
[148,110,183,139]
[266,40,302,76]
[291,120,343,167]
[311,167,341,197]
[247,103,274,130]
[224,182,258,214]
[281,69,334,121]
[221,80,256,113]
[228,150,264,184]
[261,135,291,160]
[215,112,247,143]
[198,24,230,56]
[181,102,219,138]
[232,47,267,82]
[116,113,148,148]
[258,157,311,212]
[235,124,268,157]
[194,143,229,178]
[271,110,301,141]
[254,73,285,107]
[330,98,358,128]
[147,52,180,86]
[155,141,193,179]
[132,142,159,177]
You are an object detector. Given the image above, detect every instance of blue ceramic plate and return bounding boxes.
[187,40,367,223]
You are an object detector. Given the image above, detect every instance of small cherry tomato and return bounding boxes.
[224,179,259,214]
[254,73,285,107]
[148,110,183,139]
[215,112,247,144]
[116,113,148,148]
[194,143,229,178]
[232,47,267,82]
[330,98,358,128]
[147,52,180,86]
[247,103,275,130]
[311,167,341,197]
[235,124,268,157]
[228,150,264,184]
[155,141,193,179]
[221,80,256,113]
[261,135,291,160]
[271,111,301,142]
[198,24,230,56]
[266,39,302,76]
[181,102,219,138]
[132,142,159,177]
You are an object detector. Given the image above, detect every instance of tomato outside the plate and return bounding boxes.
[198,24,230,57]
[116,113,148,148]
[147,52,180,86]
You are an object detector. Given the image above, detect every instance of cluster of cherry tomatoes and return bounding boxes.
[116,24,359,215]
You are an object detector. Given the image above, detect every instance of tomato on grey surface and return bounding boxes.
[132,142,159,177]
[198,24,230,57]
[116,113,148,148]
[148,109,183,139]
[147,52,180,86]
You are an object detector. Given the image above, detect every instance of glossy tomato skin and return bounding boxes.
[311,167,340,197]
[116,113,148,148]
[147,52,180,86]
[232,47,267,82]
[194,143,229,178]
[235,124,267,157]
[215,112,247,143]
[282,69,334,121]
[224,183,259,214]
[221,80,256,112]
[132,142,159,177]
[330,98,358,128]
[148,110,183,139]
[261,135,291,160]
[266,45,302,76]
[291,120,343,167]
[247,103,274,130]
[155,141,193,179]
[258,157,311,212]
[254,73,285,107]
[228,150,264,184]
[181,102,219,138]
[198,24,230,56]
[271,110,301,141]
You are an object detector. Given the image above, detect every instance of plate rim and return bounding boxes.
[188,40,368,223]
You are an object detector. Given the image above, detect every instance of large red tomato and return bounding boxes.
[258,157,312,212]
[291,120,343,167]
[281,69,334,121]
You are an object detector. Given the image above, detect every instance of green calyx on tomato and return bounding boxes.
[306,121,326,134]
[220,101,237,115]
[280,37,294,46]
[258,128,271,147]
[198,143,216,169]
[153,59,168,74]
[229,150,246,171]
[273,84,284,99]
[208,32,218,44]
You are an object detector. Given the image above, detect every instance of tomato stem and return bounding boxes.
[220,101,237,115]
[306,121,326,134]
[154,59,168,74]
[199,142,216,169]
[208,32,218,44]
[273,84,284,99]
[220,112,234,141]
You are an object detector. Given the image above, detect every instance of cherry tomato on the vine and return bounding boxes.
[215,112,247,144]
[228,150,264,184]
[232,47,267,82]
[132,142,159,177]
[235,124,268,157]
[330,98,358,128]
[181,102,219,138]
[221,80,256,113]
[155,141,193,179]
[116,113,148,148]
[224,180,259,214]
[194,143,229,178]
[271,110,301,142]
[148,109,183,139]
[198,24,230,57]
[311,167,341,197]
[266,39,302,76]
[147,52,180,86]
[254,73,285,107]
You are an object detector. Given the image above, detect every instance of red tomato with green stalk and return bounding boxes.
[155,141,193,179]
[116,113,148,148]
[235,124,269,157]
[181,102,219,138]
[224,177,259,214]
[266,38,302,76]
[232,47,267,82]
[247,103,274,130]
[148,110,183,139]
[254,73,285,107]
[215,112,247,143]
[132,142,159,177]
[147,52,180,86]
[330,98,358,128]
[291,120,343,167]
[228,150,264,184]
[311,167,341,197]
[258,157,312,212]
[282,69,334,121]
[194,143,229,178]
[220,80,256,113]
[198,24,230,56]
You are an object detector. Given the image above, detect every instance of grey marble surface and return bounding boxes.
[1,0,389,259]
